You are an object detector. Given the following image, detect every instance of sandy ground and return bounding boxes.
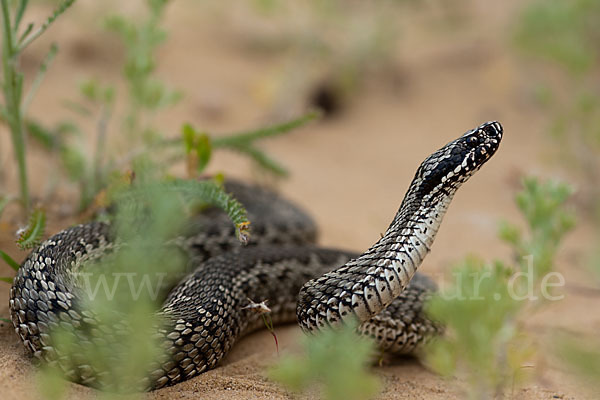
[1,1,599,399]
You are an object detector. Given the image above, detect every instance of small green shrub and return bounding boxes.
[499,177,576,283]
[34,167,250,395]
[270,321,380,400]
[426,257,532,400]
[425,177,574,399]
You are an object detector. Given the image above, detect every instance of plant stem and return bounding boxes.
[88,103,111,209]
[1,0,30,213]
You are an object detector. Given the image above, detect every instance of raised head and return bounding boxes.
[412,121,503,199]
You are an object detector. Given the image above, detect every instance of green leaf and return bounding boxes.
[498,220,522,248]
[0,276,13,284]
[14,0,29,30]
[18,0,79,52]
[26,119,59,149]
[16,208,46,250]
[230,144,288,177]
[78,79,115,105]
[181,124,213,174]
[80,78,101,102]
[213,110,321,148]
[195,133,212,173]
[182,123,196,154]
[60,145,88,182]
[0,250,19,271]
[18,22,33,43]
[0,317,11,323]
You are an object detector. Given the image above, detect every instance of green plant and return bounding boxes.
[104,0,181,146]
[179,110,321,178]
[34,166,250,396]
[270,321,379,400]
[1,0,77,214]
[499,178,576,284]
[426,258,531,400]
[425,177,574,399]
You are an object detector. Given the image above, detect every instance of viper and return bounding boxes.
[9,120,503,390]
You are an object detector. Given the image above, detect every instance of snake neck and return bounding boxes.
[296,191,454,332]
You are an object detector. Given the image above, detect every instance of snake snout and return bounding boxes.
[480,120,503,137]
[473,120,503,161]
[466,121,502,144]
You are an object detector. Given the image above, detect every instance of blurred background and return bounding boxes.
[1,0,599,399]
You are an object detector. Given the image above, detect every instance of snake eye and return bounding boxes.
[468,135,479,145]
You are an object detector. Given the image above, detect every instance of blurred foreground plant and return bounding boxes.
[270,321,379,400]
[31,166,250,396]
[426,258,531,399]
[425,177,574,399]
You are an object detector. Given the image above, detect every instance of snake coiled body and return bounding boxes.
[9,121,503,390]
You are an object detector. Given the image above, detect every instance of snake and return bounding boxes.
[9,120,503,391]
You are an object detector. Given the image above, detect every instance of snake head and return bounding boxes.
[413,121,503,198]
[459,120,503,170]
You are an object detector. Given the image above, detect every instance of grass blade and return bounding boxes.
[229,144,288,177]
[213,110,321,147]
[0,250,19,271]
[14,0,29,30]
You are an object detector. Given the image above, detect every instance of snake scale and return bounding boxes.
[9,121,503,390]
